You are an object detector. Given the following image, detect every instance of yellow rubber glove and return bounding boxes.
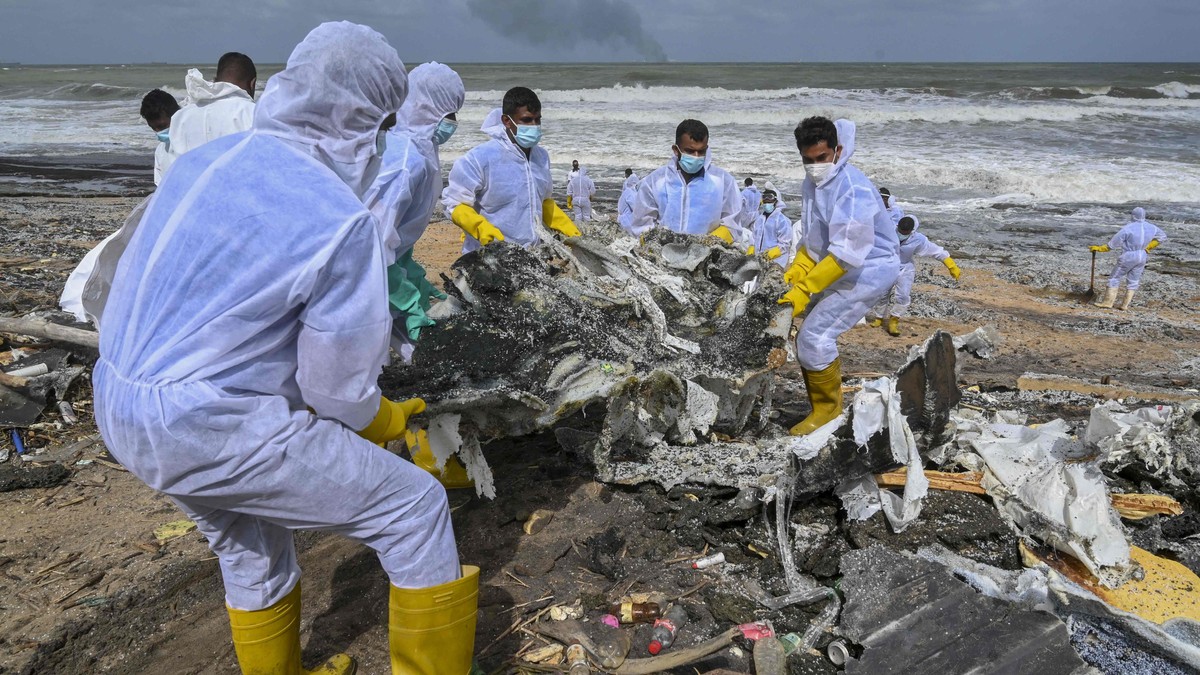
[542,199,581,237]
[1146,239,1160,252]
[358,396,426,446]
[1089,244,1109,253]
[777,286,812,317]
[451,204,504,246]
[943,257,962,280]
[710,225,735,244]
[746,245,756,256]
[784,248,818,285]
[567,195,573,210]
[766,247,783,260]
[778,254,847,317]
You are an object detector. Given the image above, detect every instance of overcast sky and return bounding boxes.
[2,0,1198,64]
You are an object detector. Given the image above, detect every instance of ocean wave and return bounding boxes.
[1153,81,1200,99]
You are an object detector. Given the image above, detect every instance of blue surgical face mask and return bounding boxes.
[898,233,912,241]
[763,203,775,214]
[433,118,458,146]
[375,130,387,156]
[506,116,542,149]
[155,129,170,144]
[676,148,704,175]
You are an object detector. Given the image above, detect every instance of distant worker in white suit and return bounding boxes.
[1090,206,1166,310]
[568,165,595,223]
[160,52,257,177]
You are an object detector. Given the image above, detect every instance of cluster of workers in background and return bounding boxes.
[75,22,1169,675]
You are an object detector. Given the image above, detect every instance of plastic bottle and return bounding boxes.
[609,601,660,624]
[692,552,726,569]
[566,643,590,674]
[752,636,787,675]
[777,632,802,655]
[799,599,840,651]
[647,604,689,655]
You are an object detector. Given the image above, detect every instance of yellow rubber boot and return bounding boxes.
[390,565,480,675]
[1118,289,1136,310]
[406,429,474,490]
[1094,286,1118,308]
[790,358,844,436]
[886,316,901,337]
[227,584,356,675]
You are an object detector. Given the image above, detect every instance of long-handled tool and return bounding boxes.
[1086,250,1097,301]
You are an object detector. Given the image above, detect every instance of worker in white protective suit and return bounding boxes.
[747,183,793,269]
[617,168,639,231]
[566,159,580,210]
[138,89,181,185]
[739,177,762,231]
[865,215,961,336]
[627,119,744,245]
[159,52,257,178]
[441,86,579,253]
[1090,206,1166,310]
[363,62,473,491]
[568,166,596,223]
[778,117,900,435]
[91,23,476,675]
[879,187,904,226]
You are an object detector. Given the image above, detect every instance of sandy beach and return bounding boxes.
[1,189,1198,672]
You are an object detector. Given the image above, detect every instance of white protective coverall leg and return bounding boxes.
[796,119,901,371]
[92,22,459,613]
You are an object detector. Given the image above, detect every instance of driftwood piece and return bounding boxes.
[0,317,98,350]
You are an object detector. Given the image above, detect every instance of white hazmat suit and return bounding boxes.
[750,188,794,269]
[739,183,762,230]
[867,216,949,320]
[568,167,595,222]
[159,68,255,179]
[797,119,900,371]
[93,22,459,613]
[627,150,744,240]
[442,109,553,253]
[617,172,639,231]
[1105,207,1166,291]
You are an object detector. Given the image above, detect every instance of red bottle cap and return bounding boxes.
[648,640,663,655]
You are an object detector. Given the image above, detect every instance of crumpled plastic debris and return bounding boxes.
[953,324,1002,359]
[955,418,1136,588]
[836,377,928,532]
[1084,401,1186,483]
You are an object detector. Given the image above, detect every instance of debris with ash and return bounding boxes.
[383,224,791,495]
[838,546,1090,674]
[0,462,70,492]
[0,347,84,427]
[897,330,961,447]
[1086,401,1200,487]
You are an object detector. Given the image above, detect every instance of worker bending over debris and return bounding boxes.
[779,117,900,436]
[866,215,961,336]
[442,86,579,253]
[747,183,794,267]
[1091,206,1166,310]
[91,23,476,675]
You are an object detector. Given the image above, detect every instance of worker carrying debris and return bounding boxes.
[1090,206,1166,310]
[442,86,579,253]
[778,117,900,436]
[89,22,475,675]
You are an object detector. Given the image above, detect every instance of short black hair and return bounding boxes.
[675,119,708,145]
[624,168,633,177]
[794,116,838,151]
[216,52,256,84]
[878,187,891,197]
[140,89,180,122]
[502,86,541,116]
[898,216,916,234]
[744,177,754,186]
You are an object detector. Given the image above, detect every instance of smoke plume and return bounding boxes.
[467,0,667,62]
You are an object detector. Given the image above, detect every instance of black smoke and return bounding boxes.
[466,0,667,62]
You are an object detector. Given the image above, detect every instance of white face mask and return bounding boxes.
[805,162,834,185]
